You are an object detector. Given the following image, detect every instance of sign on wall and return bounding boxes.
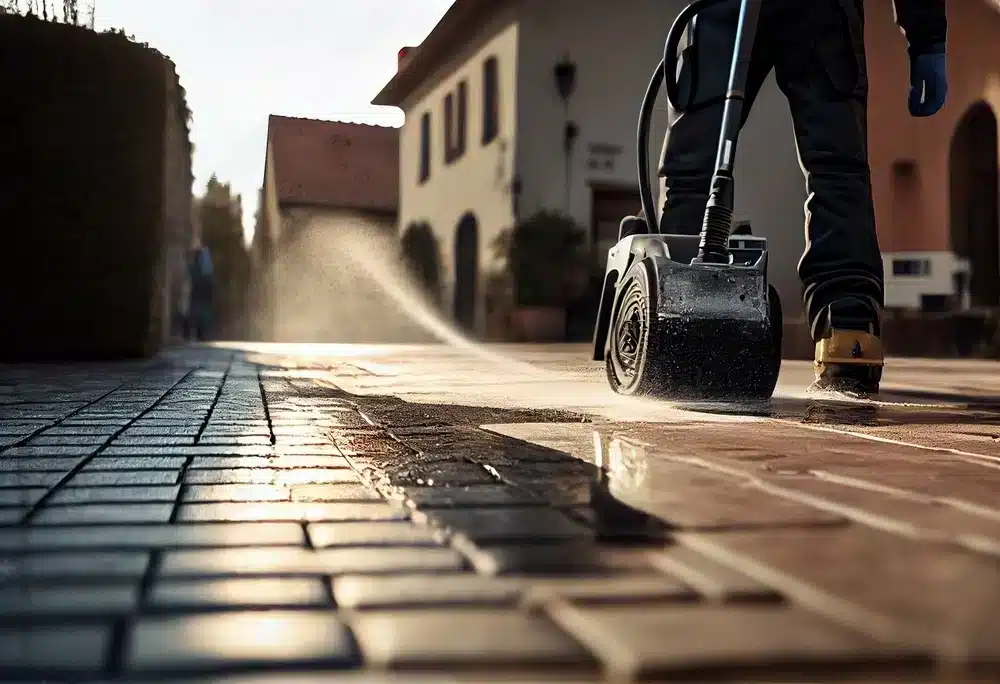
[587,142,623,173]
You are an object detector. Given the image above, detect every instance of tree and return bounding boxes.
[0,0,95,26]
[196,175,251,339]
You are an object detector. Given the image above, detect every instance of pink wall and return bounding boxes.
[866,0,1000,253]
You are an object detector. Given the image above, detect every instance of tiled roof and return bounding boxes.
[265,115,399,213]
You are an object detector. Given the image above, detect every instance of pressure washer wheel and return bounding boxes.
[606,259,782,401]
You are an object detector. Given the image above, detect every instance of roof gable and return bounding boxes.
[265,115,399,214]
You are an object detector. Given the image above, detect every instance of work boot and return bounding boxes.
[811,297,884,396]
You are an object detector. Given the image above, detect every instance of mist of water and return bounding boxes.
[248,217,541,376]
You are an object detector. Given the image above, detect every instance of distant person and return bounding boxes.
[188,246,215,341]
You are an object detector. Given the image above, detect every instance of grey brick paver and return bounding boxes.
[126,611,359,672]
[159,546,465,577]
[149,578,330,610]
[48,485,181,504]
[547,603,915,679]
[176,501,404,523]
[352,608,596,669]
[31,502,174,524]
[0,584,139,617]
[1,349,995,681]
[0,623,111,672]
[0,523,305,550]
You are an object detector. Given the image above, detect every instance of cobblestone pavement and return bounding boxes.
[1,344,999,682]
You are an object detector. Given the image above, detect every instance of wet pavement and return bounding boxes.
[1,342,999,682]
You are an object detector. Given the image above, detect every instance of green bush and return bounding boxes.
[494,210,589,308]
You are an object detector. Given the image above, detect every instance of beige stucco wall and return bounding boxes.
[514,0,807,316]
[397,5,520,336]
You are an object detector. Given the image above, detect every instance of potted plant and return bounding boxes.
[493,210,589,342]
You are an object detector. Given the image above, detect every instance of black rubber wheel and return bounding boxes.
[606,259,659,396]
[758,283,783,398]
[606,260,783,401]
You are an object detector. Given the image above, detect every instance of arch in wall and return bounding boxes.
[949,101,1000,307]
[453,212,479,331]
[401,221,441,305]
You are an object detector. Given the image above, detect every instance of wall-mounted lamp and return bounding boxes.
[554,56,577,103]
[564,121,579,153]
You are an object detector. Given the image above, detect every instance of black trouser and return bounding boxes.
[658,0,883,341]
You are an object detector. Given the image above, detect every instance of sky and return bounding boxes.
[90,0,456,239]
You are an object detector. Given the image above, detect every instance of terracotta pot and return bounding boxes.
[510,307,566,342]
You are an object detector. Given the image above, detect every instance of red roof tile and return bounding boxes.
[266,115,399,213]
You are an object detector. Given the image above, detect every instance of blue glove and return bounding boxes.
[908,46,947,117]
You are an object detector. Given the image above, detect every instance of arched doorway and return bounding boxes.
[401,222,441,305]
[950,102,1000,308]
[453,212,479,331]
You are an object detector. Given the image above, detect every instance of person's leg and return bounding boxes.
[621,0,772,239]
[772,0,884,392]
[654,0,773,235]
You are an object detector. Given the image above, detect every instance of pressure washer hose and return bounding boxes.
[637,0,731,242]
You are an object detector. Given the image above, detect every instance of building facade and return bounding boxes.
[867,0,1000,311]
[376,0,1000,344]
[253,115,405,342]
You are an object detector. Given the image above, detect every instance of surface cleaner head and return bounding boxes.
[605,247,781,402]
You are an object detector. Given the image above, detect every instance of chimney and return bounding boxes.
[398,46,415,71]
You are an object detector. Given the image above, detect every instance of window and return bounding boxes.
[482,56,499,145]
[891,258,931,277]
[443,93,454,163]
[419,112,431,183]
[444,81,469,164]
[456,80,468,155]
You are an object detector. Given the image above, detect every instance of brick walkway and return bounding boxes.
[0,347,997,682]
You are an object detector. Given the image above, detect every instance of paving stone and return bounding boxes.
[202,426,271,436]
[0,522,305,551]
[0,488,47,507]
[177,502,405,523]
[83,456,186,470]
[49,485,181,504]
[290,484,381,503]
[460,541,656,577]
[352,608,595,669]
[548,603,906,679]
[0,551,149,581]
[189,455,350,470]
[198,435,272,446]
[307,521,443,548]
[0,457,81,472]
[416,507,593,544]
[28,434,109,446]
[402,485,543,508]
[183,468,357,485]
[328,430,408,456]
[126,611,359,672]
[103,444,274,457]
[122,425,202,436]
[41,425,120,437]
[687,526,1000,658]
[182,484,293,503]
[613,460,846,530]
[524,575,696,605]
[0,624,111,672]
[69,470,179,486]
[333,573,522,610]
[0,472,64,487]
[32,502,174,524]
[149,578,329,610]
[113,435,197,446]
[649,545,783,602]
[0,509,23,524]
[159,546,465,577]
[0,584,138,617]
